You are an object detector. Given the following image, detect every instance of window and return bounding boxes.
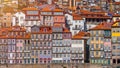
[44,51,46,55]
[96,37,99,41]
[96,44,99,48]
[40,51,42,54]
[96,51,98,55]
[79,40,82,44]
[32,58,34,63]
[91,37,94,40]
[28,40,30,44]
[113,46,116,49]
[32,51,34,56]
[24,59,26,64]
[96,31,99,36]
[36,58,38,63]
[112,37,117,43]
[28,59,30,64]
[48,51,50,54]
[36,51,38,56]
[113,59,116,64]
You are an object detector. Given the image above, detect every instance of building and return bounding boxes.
[40,7,65,27]
[53,8,65,27]
[23,33,31,64]
[89,22,111,65]
[31,25,52,64]
[12,11,25,26]
[112,13,120,22]
[7,26,29,64]
[71,31,89,64]
[40,7,54,26]
[60,28,72,63]
[112,20,120,65]
[52,24,64,63]
[0,25,30,64]
[22,7,40,32]
[80,11,111,31]
[0,28,8,64]
[65,12,85,36]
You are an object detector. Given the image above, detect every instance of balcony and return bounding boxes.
[71,56,83,60]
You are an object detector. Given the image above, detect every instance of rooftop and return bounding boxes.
[89,22,112,30]
[72,31,90,39]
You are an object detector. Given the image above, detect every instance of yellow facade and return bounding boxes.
[112,33,120,36]
[112,22,120,37]
[94,51,101,57]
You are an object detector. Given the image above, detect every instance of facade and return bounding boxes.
[52,25,64,63]
[22,7,41,32]
[1,13,13,27]
[65,13,85,36]
[71,14,85,36]
[23,34,31,64]
[12,12,25,26]
[89,22,111,65]
[31,25,52,64]
[113,2,120,13]
[40,8,65,27]
[53,9,65,28]
[112,20,120,64]
[0,26,30,64]
[0,35,8,64]
[71,31,88,64]
[62,28,71,63]
[82,11,111,31]
[40,7,54,26]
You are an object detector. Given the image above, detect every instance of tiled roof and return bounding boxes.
[0,26,30,39]
[91,6,101,10]
[113,13,120,17]
[22,7,38,11]
[2,6,15,13]
[68,6,76,10]
[32,26,52,34]
[53,23,62,27]
[72,31,90,39]
[89,22,112,30]
[114,2,120,5]
[63,28,70,33]
[53,8,63,12]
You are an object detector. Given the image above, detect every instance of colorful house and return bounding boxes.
[112,20,120,64]
[71,31,89,63]
[89,22,112,65]
[52,24,64,63]
[22,7,40,32]
[31,25,52,64]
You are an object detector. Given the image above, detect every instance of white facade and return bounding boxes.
[71,40,85,63]
[65,13,85,36]
[12,12,25,26]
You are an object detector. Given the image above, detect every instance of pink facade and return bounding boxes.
[104,41,111,47]
[54,16,65,23]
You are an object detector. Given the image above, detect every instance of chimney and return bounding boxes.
[48,0,52,4]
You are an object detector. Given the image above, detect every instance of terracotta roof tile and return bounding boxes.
[53,8,63,12]
[114,2,120,5]
[91,6,101,10]
[89,22,112,30]
[22,7,38,11]
[72,31,90,39]
[53,23,62,27]
[63,28,70,33]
